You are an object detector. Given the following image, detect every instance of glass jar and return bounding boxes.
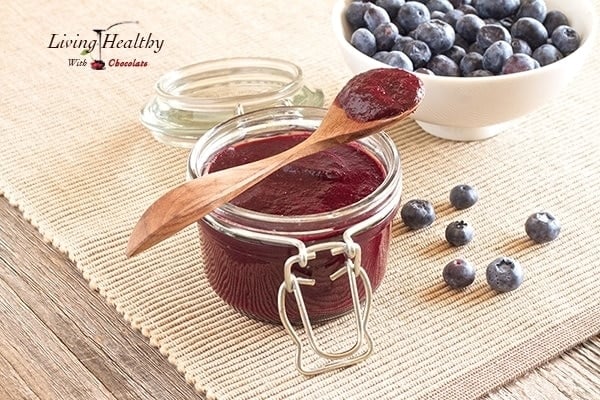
[187,106,402,375]
[140,57,324,148]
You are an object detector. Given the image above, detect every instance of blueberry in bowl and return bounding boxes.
[332,0,597,141]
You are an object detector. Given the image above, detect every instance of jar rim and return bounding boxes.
[187,106,402,235]
[155,57,304,111]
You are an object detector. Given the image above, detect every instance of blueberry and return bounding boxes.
[453,34,470,50]
[443,258,476,289]
[516,0,547,23]
[475,0,520,20]
[431,10,446,20]
[486,257,524,293]
[468,40,487,55]
[427,54,460,76]
[459,52,483,75]
[400,39,432,68]
[476,24,511,50]
[457,4,477,15]
[345,1,373,30]
[351,28,378,56]
[442,9,465,29]
[525,211,561,243]
[499,16,515,31]
[482,40,513,74]
[532,43,563,66]
[396,2,431,33]
[449,0,471,7]
[414,19,455,54]
[373,50,415,70]
[502,53,540,74]
[426,0,454,14]
[449,184,478,209]
[467,69,494,77]
[456,14,485,43]
[374,22,400,51]
[544,10,569,36]
[392,35,415,51]
[445,221,474,246]
[400,199,436,229]
[375,0,404,18]
[415,67,435,75]
[511,17,548,50]
[444,45,466,64]
[551,25,580,55]
[511,38,532,55]
[364,4,392,32]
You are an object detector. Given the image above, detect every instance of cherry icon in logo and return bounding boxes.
[91,59,106,70]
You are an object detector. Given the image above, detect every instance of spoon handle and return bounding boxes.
[126,135,325,257]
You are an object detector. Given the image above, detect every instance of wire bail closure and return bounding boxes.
[277,239,373,376]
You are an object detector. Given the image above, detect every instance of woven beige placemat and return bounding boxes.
[2,1,600,399]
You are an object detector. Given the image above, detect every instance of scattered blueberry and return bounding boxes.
[396,1,431,33]
[486,257,524,292]
[511,17,548,49]
[414,19,456,54]
[475,0,520,20]
[516,0,547,22]
[427,54,460,76]
[351,28,377,56]
[551,25,580,55]
[543,10,569,36]
[400,199,436,229]
[443,258,476,289]
[449,184,478,209]
[445,220,475,246]
[482,40,513,73]
[532,43,563,66]
[525,211,561,243]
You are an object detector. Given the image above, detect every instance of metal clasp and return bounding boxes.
[278,240,373,376]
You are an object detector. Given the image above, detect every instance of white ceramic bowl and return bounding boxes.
[332,0,597,140]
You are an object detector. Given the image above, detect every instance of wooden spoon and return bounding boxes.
[127,68,424,257]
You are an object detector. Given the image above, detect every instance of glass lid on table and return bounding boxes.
[140,57,324,148]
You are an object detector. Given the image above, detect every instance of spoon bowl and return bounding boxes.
[127,68,424,256]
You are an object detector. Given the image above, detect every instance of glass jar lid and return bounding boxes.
[140,57,324,148]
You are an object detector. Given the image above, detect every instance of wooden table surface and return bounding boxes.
[1,195,599,400]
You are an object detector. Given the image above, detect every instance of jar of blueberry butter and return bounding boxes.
[187,106,403,375]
